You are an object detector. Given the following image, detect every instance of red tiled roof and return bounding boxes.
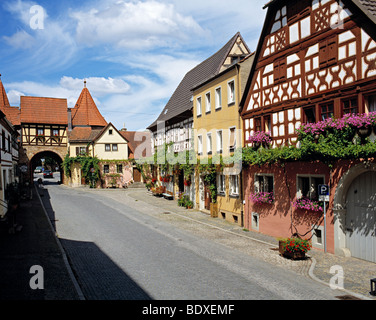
[20,96,68,125]
[71,88,107,127]
[0,79,10,109]
[120,130,152,158]
[68,127,102,142]
[2,106,21,126]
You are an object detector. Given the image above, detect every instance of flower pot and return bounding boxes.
[358,126,371,137]
[278,240,307,260]
[253,142,261,150]
[210,202,218,218]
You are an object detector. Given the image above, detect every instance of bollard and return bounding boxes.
[370,278,376,296]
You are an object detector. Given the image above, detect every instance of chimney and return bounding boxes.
[68,108,72,132]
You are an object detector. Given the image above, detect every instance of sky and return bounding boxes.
[0,0,267,131]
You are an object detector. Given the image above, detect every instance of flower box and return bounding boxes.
[292,197,323,212]
[278,238,311,260]
[249,192,274,204]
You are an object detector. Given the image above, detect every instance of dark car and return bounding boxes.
[43,170,53,178]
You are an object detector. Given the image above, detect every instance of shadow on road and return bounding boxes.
[37,183,152,300]
[60,238,152,300]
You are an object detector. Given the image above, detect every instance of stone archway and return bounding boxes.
[333,161,376,258]
[29,151,65,184]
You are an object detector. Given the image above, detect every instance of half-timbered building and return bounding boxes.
[240,0,376,262]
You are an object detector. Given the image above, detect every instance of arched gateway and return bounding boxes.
[333,162,376,263]
[17,96,69,184]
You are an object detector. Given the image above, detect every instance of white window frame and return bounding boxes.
[205,92,211,113]
[197,135,203,155]
[216,130,223,154]
[229,126,237,151]
[296,174,325,200]
[217,173,226,195]
[229,175,239,196]
[254,173,274,193]
[196,96,202,117]
[227,80,235,105]
[215,86,222,110]
[206,133,212,154]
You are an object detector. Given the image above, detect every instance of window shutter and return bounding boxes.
[76,147,79,156]
[229,128,236,149]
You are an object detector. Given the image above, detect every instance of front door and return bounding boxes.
[204,184,211,211]
[345,171,376,263]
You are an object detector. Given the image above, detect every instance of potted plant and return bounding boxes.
[278,237,311,260]
[292,197,323,212]
[247,131,272,149]
[249,191,274,204]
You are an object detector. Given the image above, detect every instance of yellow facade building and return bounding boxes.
[193,34,254,226]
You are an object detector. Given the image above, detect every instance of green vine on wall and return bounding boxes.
[62,154,101,185]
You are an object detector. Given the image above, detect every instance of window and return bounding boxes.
[197,135,203,155]
[303,106,316,123]
[229,127,236,152]
[206,133,212,154]
[1,130,4,150]
[255,174,274,194]
[103,165,110,174]
[367,94,376,113]
[196,97,202,117]
[217,174,226,195]
[264,115,271,133]
[52,129,59,137]
[228,80,235,104]
[117,164,123,174]
[205,92,211,113]
[320,102,334,120]
[105,144,111,152]
[76,147,88,156]
[229,175,239,196]
[254,117,262,132]
[216,130,223,153]
[109,129,113,135]
[297,175,324,201]
[112,144,118,151]
[215,87,222,110]
[37,128,44,136]
[342,98,358,115]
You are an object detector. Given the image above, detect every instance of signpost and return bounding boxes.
[318,184,329,253]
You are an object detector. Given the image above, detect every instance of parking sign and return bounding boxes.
[318,184,329,201]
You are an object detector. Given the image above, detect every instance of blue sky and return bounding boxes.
[0,0,267,131]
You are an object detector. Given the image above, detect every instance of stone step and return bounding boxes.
[127,182,145,189]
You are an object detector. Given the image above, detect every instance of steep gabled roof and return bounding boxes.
[20,96,68,125]
[0,78,10,109]
[92,122,128,143]
[148,32,250,130]
[71,86,107,127]
[2,106,21,126]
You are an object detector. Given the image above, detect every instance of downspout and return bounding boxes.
[237,64,244,228]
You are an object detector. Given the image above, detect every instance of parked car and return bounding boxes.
[43,170,53,178]
[34,166,43,173]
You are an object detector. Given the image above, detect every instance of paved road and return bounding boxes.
[39,182,345,300]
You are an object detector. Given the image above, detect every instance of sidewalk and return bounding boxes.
[114,187,376,301]
[0,185,82,300]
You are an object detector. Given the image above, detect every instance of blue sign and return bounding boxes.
[318,184,329,196]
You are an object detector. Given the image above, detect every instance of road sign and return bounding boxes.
[318,184,329,202]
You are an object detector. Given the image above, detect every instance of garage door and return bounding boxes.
[345,171,376,263]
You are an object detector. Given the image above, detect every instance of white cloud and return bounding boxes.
[3,30,35,49]
[60,76,131,96]
[71,0,207,49]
